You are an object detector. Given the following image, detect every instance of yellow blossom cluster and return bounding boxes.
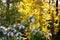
[16,0,59,40]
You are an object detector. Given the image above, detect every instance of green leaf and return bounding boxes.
[21,20,29,26]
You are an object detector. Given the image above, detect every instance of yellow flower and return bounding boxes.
[42,2,49,9]
[35,22,40,27]
[42,27,47,32]
[55,16,58,20]
[18,8,24,12]
[23,0,30,3]
[46,14,51,20]
[54,23,59,27]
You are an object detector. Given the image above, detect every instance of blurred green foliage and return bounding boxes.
[0,0,21,27]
